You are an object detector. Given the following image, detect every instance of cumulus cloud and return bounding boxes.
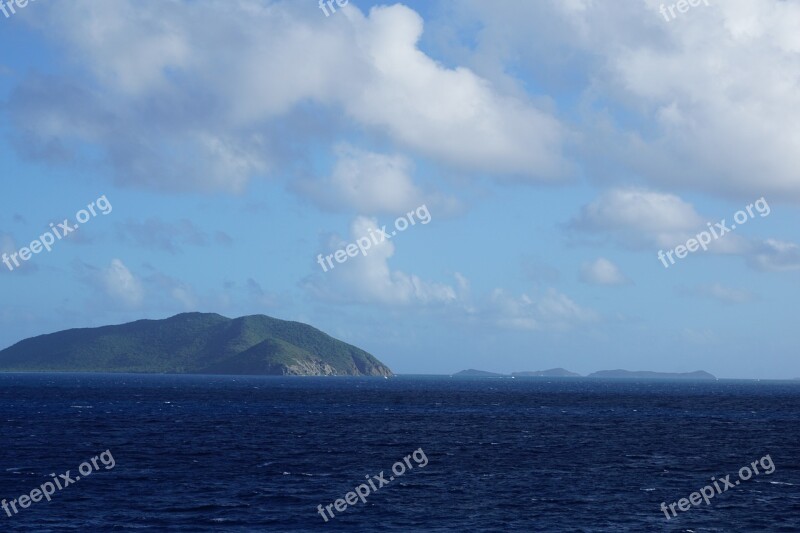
[342,5,570,180]
[569,188,747,253]
[10,0,569,193]
[486,288,597,331]
[448,0,800,201]
[305,215,459,306]
[570,188,800,272]
[102,259,144,307]
[296,144,425,214]
[303,214,598,329]
[580,257,629,286]
[608,0,800,200]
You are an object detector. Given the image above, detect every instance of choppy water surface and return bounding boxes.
[1,374,799,531]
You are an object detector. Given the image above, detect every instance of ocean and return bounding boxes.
[1,374,798,531]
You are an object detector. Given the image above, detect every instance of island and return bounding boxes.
[587,370,716,380]
[0,312,393,376]
[452,369,504,377]
[452,368,718,380]
[453,368,582,377]
[512,368,581,377]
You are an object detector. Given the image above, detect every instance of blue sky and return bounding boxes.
[1,0,799,378]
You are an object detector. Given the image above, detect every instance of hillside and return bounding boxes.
[0,313,392,376]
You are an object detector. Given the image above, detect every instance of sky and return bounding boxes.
[0,0,798,378]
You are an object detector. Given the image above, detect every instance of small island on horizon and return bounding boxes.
[453,368,717,380]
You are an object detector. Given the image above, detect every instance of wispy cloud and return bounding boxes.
[580,258,630,286]
[676,283,757,305]
[116,218,232,254]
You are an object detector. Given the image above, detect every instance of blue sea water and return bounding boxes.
[0,374,799,532]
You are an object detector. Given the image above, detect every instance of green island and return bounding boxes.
[0,312,393,376]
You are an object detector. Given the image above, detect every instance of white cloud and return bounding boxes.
[449,0,800,201]
[570,188,748,253]
[748,239,800,272]
[48,0,193,96]
[306,216,459,306]
[580,257,629,286]
[15,0,569,193]
[570,188,704,248]
[297,144,426,214]
[487,288,597,331]
[102,259,144,307]
[571,188,800,271]
[303,216,598,331]
[342,5,570,180]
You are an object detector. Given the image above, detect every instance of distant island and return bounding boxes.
[0,312,393,376]
[512,368,581,377]
[453,368,717,380]
[453,369,504,377]
[587,370,716,380]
